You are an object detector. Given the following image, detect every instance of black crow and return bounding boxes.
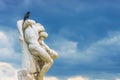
[23,11,30,22]
[23,11,30,25]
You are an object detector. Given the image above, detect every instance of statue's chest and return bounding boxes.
[32,26,39,38]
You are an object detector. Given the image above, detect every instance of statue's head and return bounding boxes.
[36,23,45,31]
[39,32,48,39]
[27,19,36,25]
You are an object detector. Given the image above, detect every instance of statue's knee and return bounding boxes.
[52,52,58,60]
[49,59,54,65]
[55,53,58,58]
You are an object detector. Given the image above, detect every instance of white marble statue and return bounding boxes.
[17,19,58,80]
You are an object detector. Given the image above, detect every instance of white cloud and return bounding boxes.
[0,32,8,43]
[115,78,120,80]
[0,32,9,48]
[83,32,120,59]
[50,31,120,66]
[52,38,78,58]
[97,33,120,45]
[49,38,81,64]
[0,31,12,57]
[0,30,21,64]
[0,62,18,80]
[67,76,89,80]
[44,76,58,80]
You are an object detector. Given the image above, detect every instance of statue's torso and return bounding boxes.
[24,25,39,46]
[24,24,45,48]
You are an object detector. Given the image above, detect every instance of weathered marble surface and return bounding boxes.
[17,19,58,80]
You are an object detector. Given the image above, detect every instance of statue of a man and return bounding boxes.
[17,19,58,80]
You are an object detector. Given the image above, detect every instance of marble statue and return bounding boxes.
[17,19,58,80]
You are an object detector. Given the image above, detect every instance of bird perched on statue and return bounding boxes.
[23,11,30,22]
[22,11,30,31]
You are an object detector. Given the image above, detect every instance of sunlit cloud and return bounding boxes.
[0,62,18,80]
[0,31,9,47]
[67,76,89,80]
[44,76,58,80]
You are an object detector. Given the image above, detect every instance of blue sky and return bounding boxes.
[0,0,120,80]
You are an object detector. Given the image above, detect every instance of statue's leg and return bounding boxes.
[29,46,53,80]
